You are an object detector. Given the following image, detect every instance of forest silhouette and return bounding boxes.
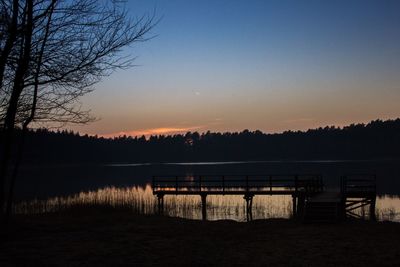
[3,118,399,164]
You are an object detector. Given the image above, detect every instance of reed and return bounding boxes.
[12,186,400,222]
[13,185,292,221]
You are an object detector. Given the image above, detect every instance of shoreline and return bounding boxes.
[1,208,400,266]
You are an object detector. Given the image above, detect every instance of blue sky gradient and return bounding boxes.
[73,0,400,137]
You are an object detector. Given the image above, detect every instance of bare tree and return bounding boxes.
[0,0,155,219]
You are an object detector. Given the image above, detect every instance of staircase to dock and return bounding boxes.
[304,174,377,222]
[303,192,341,222]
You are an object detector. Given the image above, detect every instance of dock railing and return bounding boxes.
[152,174,323,195]
[340,174,376,196]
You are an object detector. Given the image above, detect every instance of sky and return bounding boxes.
[71,0,400,137]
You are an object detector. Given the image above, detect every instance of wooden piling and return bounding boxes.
[297,195,305,218]
[157,194,164,215]
[201,194,207,221]
[292,195,297,218]
[370,197,376,221]
[244,194,254,221]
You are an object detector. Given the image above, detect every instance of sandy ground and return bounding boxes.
[1,208,400,266]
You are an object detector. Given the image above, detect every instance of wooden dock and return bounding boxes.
[152,174,323,221]
[152,174,376,222]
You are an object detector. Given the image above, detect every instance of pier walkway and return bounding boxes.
[152,174,376,222]
[152,174,323,221]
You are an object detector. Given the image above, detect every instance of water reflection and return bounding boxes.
[15,160,400,200]
[13,185,400,222]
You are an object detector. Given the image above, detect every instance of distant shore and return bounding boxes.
[1,208,400,266]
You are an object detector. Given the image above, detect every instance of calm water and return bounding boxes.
[15,159,400,198]
[14,160,400,221]
[13,185,400,222]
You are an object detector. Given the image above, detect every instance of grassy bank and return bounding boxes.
[1,207,400,266]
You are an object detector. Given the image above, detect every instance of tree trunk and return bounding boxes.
[0,128,15,219]
[5,126,27,219]
[0,0,33,222]
[0,0,20,88]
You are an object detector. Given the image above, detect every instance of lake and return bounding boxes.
[14,160,400,221]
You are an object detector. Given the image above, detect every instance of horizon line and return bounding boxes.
[53,117,400,139]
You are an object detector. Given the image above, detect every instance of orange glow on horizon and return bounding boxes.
[98,126,203,138]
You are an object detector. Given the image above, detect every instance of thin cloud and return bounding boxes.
[282,118,315,124]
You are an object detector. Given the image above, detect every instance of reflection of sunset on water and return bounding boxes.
[13,186,400,222]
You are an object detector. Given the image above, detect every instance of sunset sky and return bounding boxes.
[71,0,400,137]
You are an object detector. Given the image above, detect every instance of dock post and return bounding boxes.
[340,194,346,220]
[297,195,305,219]
[370,197,376,221]
[292,195,297,218]
[244,194,254,222]
[201,194,207,221]
[157,194,164,215]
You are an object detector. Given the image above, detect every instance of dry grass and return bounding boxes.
[13,185,293,221]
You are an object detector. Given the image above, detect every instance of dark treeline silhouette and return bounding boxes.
[2,119,400,164]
